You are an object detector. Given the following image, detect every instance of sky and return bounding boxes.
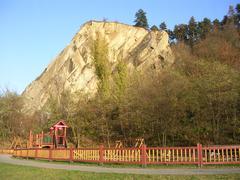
[0,0,239,94]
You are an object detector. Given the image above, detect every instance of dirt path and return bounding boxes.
[0,154,240,175]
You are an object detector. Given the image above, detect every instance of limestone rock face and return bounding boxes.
[22,21,174,113]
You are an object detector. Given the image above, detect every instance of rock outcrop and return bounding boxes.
[22,21,174,113]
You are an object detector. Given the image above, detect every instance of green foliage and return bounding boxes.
[172,3,240,46]
[134,9,149,29]
[150,25,159,31]
[177,59,239,144]
[213,19,221,31]
[92,33,111,97]
[0,91,23,140]
[198,18,212,39]
[173,24,188,42]
[0,90,36,145]
[159,22,167,31]
[114,57,128,99]
[188,16,199,47]
[235,4,240,27]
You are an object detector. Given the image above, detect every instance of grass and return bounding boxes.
[0,163,240,180]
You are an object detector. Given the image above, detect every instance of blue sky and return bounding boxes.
[0,0,239,93]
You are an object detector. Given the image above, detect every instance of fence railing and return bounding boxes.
[1,144,240,166]
[0,149,14,154]
[202,145,240,164]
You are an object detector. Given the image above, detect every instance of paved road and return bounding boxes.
[0,154,240,175]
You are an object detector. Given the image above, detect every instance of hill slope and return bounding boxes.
[22,21,174,113]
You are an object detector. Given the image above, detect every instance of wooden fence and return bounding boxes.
[1,144,240,166]
[0,149,14,154]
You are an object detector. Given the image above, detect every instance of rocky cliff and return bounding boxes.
[22,21,174,113]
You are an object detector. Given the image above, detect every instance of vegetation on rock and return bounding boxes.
[91,33,111,97]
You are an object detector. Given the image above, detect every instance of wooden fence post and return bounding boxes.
[99,144,104,165]
[197,143,203,167]
[69,147,73,163]
[35,148,38,159]
[141,144,147,167]
[49,148,52,161]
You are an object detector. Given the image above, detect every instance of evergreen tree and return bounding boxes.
[134,9,149,29]
[228,5,236,24]
[150,25,159,31]
[236,4,240,13]
[221,15,229,25]
[222,5,236,25]
[228,5,235,17]
[173,24,188,42]
[198,18,212,39]
[213,19,221,31]
[188,16,199,47]
[235,4,240,27]
[159,22,167,31]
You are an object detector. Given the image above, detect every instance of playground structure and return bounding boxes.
[114,138,144,148]
[10,136,25,149]
[27,120,68,149]
[135,138,144,148]
[115,140,123,148]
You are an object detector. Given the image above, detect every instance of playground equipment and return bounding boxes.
[115,140,123,148]
[10,136,25,149]
[135,138,144,148]
[28,120,68,149]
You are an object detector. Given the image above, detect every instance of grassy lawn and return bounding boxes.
[0,163,240,180]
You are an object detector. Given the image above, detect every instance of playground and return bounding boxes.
[1,120,240,169]
[0,119,240,180]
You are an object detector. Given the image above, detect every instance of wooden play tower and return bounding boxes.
[28,120,68,149]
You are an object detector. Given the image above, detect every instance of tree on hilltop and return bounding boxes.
[159,22,167,31]
[150,25,159,31]
[134,9,149,29]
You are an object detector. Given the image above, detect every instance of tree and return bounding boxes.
[236,4,240,13]
[213,19,221,31]
[114,57,128,99]
[188,16,199,47]
[173,24,188,42]
[159,22,167,31]
[92,33,111,97]
[166,29,175,43]
[235,4,240,27]
[228,5,236,24]
[228,5,235,17]
[198,18,212,39]
[134,9,149,29]
[221,15,229,25]
[150,25,159,31]
[222,5,236,25]
[194,24,240,70]
[0,90,25,144]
